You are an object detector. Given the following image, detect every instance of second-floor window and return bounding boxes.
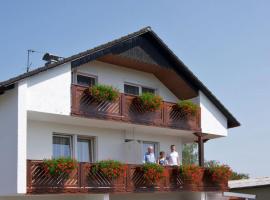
[142,87,155,94]
[73,72,97,87]
[124,84,139,95]
[124,83,156,95]
[77,74,96,87]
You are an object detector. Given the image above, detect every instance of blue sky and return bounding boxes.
[1,1,270,177]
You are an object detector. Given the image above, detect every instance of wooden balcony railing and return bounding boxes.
[71,85,201,131]
[27,160,228,194]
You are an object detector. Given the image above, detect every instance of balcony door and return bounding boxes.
[142,141,159,161]
[77,137,94,162]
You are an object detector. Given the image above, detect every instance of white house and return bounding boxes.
[0,27,241,200]
[229,177,270,200]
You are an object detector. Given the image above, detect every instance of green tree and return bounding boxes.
[182,143,198,165]
[230,171,249,180]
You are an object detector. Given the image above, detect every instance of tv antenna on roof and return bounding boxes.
[26,49,47,72]
[26,49,64,72]
[26,49,34,72]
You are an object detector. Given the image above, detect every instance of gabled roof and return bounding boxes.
[0,26,240,128]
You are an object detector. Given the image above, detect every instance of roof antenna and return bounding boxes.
[26,49,35,72]
[27,49,55,72]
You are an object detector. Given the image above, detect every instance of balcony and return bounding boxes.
[27,160,227,194]
[71,85,201,132]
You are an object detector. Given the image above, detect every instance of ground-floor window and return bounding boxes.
[77,137,95,162]
[53,135,73,158]
[52,133,95,162]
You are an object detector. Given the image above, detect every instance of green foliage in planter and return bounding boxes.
[205,160,232,183]
[43,158,77,177]
[92,160,127,179]
[89,84,119,102]
[179,164,204,185]
[142,163,165,184]
[176,100,198,116]
[138,92,163,111]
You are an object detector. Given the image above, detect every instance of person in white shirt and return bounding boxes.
[168,145,180,166]
[143,146,156,163]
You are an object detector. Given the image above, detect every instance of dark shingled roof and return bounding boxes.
[0,26,240,128]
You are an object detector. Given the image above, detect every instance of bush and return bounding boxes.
[138,92,163,111]
[43,158,77,177]
[205,161,232,183]
[89,84,119,102]
[142,163,165,185]
[176,100,198,116]
[179,164,204,185]
[92,160,126,179]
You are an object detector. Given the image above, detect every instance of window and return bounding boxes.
[124,83,156,95]
[52,134,95,162]
[76,74,96,87]
[142,141,159,160]
[142,87,155,94]
[53,135,72,158]
[124,84,139,95]
[77,137,94,162]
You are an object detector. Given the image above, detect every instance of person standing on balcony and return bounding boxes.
[168,145,180,166]
[158,151,168,166]
[143,146,156,163]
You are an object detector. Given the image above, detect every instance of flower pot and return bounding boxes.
[183,178,200,191]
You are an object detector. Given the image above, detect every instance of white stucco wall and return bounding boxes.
[27,63,71,115]
[17,82,28,194]
[27,120,183,163]
[77,61,178,102]
[0,82,27,195]
[27,120,125,161]
[199,91,228,136]
[0,88,19,195]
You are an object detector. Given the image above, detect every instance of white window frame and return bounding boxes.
[77,135,96,163]
[72,71,98,86]
[52,134,73,158]
[52,133,96,162]
[124,82,157,95]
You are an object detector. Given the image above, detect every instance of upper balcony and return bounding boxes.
[71,84,201,132]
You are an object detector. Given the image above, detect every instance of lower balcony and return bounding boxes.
[27,160,228,194]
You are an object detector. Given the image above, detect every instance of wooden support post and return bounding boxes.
[120,93,126,120]
[194,132,205,167]
[198,134,204,167]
